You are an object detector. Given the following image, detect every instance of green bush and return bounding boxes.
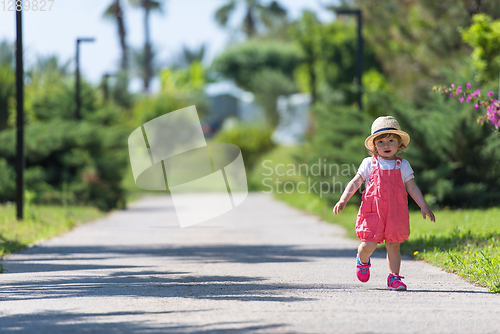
[213,124,275,184]
[0,40,15,130]
[0,119,130,211]
[0,56,133,211]
[212,40,303,91]
[303,60,500,209]
[249,69,298,126]
[128,92,207,128]
[391,90,500,208]
[0,158,15,201]
[300,103,372,205]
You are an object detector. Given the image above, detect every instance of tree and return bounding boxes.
[103,0,128,72]
[460,14,500,82]
[212,39,302,91]
[290,11,322,104]
[130,44,160,91]
[0,40,15,130]
[215,0,287,38]
[289,10,382,108]
[180,44,206,66]
[129,0,165,93]
[170,44,206,69]
[212,40,302,126]
[346,0,500,103]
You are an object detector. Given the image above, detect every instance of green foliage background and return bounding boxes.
[0,59,131,211]
[213,124,275,190]
[2,0,500,213]
[292,2,500,209]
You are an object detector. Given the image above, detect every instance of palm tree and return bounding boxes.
[171,44,206,69]
[130,44,160,86]
[103,0,128,72]
[182,44,206,65]
[129,0,165,93]
[215,0,287,38]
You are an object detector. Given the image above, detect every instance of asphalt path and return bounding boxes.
[1,194,499,333]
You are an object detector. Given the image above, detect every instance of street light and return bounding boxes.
[75,37,96,120]
[15,7,24,220]
[335,9,363,111]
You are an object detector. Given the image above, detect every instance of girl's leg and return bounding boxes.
[358,241,378,263]
[385,241,401,274]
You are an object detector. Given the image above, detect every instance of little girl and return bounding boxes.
[333,116,435,291]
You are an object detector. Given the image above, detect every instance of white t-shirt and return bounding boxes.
[357,157,414,189]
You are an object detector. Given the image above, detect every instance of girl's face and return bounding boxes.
[374,134,399,160]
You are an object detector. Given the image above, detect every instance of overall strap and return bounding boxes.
[371,156,378,169]
[395,157,402,170]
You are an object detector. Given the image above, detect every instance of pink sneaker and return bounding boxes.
[356,256,371,283]
[387,274,407,291]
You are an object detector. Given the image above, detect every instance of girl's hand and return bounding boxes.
[333,200,346,215]
[421,206,435,222]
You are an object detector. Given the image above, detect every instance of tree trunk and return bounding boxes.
[244,5,256,38]
[143,0,151,93]
[115,0,128,71]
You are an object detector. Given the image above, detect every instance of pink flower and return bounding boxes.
[466,96,472,102]
[475,104,479,109]
[450,93,453,97]
[445,90,448,93]
[451,84,455,88]
[488,91,494,97]
[459,97,464,103]
[467,83,471,89]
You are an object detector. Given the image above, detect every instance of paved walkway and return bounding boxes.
[1,194,499,333]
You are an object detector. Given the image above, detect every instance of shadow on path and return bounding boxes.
[0,309,285,333]
[6,244,365,267]
[1,244,366,305]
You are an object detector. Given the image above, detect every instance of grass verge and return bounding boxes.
[252,145,500,293]
[0,204,104,272]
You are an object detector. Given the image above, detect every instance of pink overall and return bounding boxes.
[355,156,410,244]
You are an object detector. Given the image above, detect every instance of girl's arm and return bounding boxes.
[333,173,364,215]
[405,177,436,222]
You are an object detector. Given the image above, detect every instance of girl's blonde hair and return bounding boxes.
[368,133,408,156]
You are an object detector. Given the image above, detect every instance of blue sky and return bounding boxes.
[0,0,334,91]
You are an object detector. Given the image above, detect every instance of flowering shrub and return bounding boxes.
[432,83,500,129]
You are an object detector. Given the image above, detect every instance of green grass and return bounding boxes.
[254,145,500,293]
[0,176,153,273]
[0,203,104,271]
[404,209,500,293]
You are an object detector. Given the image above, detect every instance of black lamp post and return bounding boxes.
[335,9,363,111]
[75,38,95,119]
[15,7,24,220]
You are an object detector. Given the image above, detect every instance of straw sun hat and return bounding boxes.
[364,116,410,152]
